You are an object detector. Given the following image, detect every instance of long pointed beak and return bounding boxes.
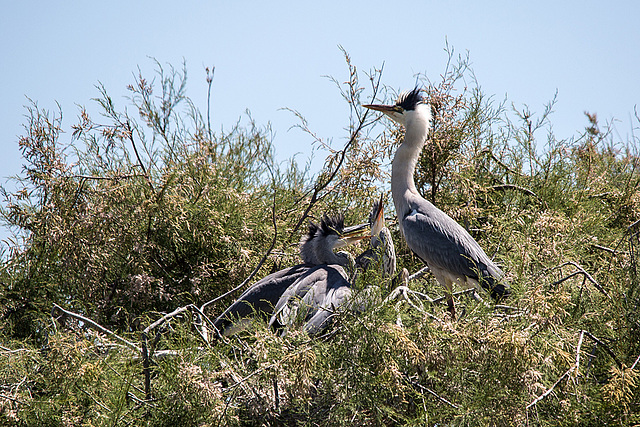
[362,104,398,113]
[336,222,371,248]
[371,197,385,237]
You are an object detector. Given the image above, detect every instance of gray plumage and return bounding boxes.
[269,264,352,335]
[355,196,397,279]
[272,200,398,335]
[364,89,509,317]
[214,214,366,336]
[213,265,312,336]
[268,215,357,335]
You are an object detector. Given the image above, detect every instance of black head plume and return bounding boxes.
[319,214,345,237]
[396,87,423,111]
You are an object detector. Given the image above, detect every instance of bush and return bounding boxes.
[1,50,639,425]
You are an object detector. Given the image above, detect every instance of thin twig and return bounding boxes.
[72,173,146,181]
[526,366,574,410]
[51,304,140,353]
[408,265,431,281]
[141,332,151,399]
[631,353,640,370]
[124,120,155,193]
[0,393,26,405]
[408,378,459,409]
[143,306,190,335]
[590,244,621,255]
[489,184,548,209]
[582,330,622,368]
[0,346,31,355]
[575,330,585,374]
[290,67,383,236]
[431,288,477,304]
[489,184,537,198]
[206,66,215,141]
[527,330,585,410]
[80,388,111,413]
[384,286,441,322]
[549,261,612,301]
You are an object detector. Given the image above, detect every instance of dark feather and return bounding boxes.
[320,214,344,237]
[213,264,312,335]
[396,87,423,111]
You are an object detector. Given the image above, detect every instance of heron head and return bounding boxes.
[300,214,370,265]
[323,214,370,249]
[369,195,386,238]
[363,87,425,126]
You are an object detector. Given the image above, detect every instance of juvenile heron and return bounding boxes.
[355,196,397,279]
[213,214,368,336]
[364,88,509,318]
[268,215,362,335]
[271,201,397,335]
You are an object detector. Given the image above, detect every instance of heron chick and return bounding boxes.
[213,214,368,336]
[355,196,397,279]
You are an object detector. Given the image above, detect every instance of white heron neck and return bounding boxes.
[391,106,430,218]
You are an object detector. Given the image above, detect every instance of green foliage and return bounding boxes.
[1,51,639,425]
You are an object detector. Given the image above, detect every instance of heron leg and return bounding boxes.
[431,268,456,319]
[446,294,456,319]
[443,277,457,319]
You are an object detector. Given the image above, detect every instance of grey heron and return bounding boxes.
[355,196,397,279]
[270,201,397,335]
[213,214,369,336]
[364,88,510,318]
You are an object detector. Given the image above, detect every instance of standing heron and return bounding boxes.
[364,88,509,318]
[271,201,397,335]
[213,214,368,336]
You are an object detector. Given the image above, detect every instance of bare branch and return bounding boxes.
[0,393,26,406]
[631,352,640,370]
[143,305,190,335]
[51,304,140,353]
[527,330,585,410]
[407,377,459,409]
[123,119,155,193]
[549,261,612,301]
[72,173,146,181]
[488,184,547,208]
[408,265,431,282]
[590,244,622,256]
[290,62,384,235]
[206,65,215,141]
[582,330,622,369]
[527,366,575,410]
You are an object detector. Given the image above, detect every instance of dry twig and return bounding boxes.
[549,261,612,301]
[51,304,140,352]
[527,330,585,410]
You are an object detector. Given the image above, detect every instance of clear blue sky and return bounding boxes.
[1,1,639,250]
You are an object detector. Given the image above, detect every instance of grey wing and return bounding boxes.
[270,265,351,334]
[214,264,310,334]
[303,284,352,335]
[269,266,328,329]
[402,198,503,282]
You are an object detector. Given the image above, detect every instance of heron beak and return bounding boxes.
[362,104,397,114]
[371,197,385,237]
[336,222,371,248]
